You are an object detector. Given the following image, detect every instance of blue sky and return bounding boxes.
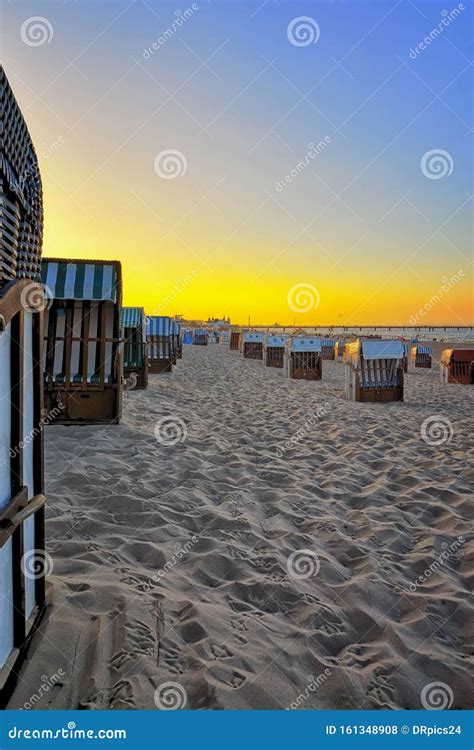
[2,0,472,323]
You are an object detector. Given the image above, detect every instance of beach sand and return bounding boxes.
[8,343,473,710]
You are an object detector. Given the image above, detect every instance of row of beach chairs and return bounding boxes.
[229,330,473,396]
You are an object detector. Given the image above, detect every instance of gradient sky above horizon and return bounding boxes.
[2,0,472,325]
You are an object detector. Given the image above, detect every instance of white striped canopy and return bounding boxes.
[42,260,119,302]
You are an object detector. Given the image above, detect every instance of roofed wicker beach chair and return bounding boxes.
[337,339,345,357]
[401,342,409,372]
[321,338,337,360]
[146,316,173,373]
[243,331,264,360]
[0,65,47,704]
[344,339,405,402]
[440,348,474,384]
[169,319,178,364]
[230,329,241,350]
[193,328,208,345]
[410,344,432,369]
[264,334,288,368]
[285,337,322,380]
[42,259,123,423]
[175,320,183,359]
[122,306,148,389]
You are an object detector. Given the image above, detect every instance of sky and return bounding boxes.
[1,0,472,325]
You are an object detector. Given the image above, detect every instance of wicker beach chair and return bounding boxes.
[122,306,148,389]
[230,330,241,350]
[146,316,173,372]
[345,339,404,402]
[410,345,432,369]
[440,349,474,384]
[264,335,288,368]
[321,338,337,360]
[0,65,46,704]
[285,337,322,380]
[41,259,123,423]
[193,328,208,346]
[243,331,264,360]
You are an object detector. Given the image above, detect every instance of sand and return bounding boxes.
[8,343,473,710]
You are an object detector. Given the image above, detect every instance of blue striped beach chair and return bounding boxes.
[264,335,288,368]
[41,259,123,422]
[146,316,173,373]
[286,337,322,379]
[122,306,148,389]
[321,338,337,360]
[345,339,404,402]
[0,64,46,704]
[410,344,432,369]
[243,331,264,360]
[193,328,208,346]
